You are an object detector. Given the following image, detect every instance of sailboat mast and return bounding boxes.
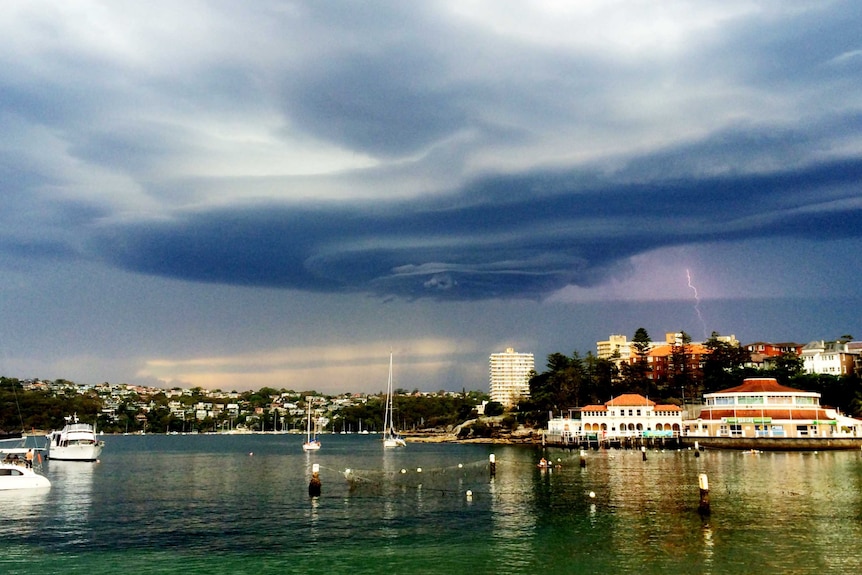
[384,352,393,434]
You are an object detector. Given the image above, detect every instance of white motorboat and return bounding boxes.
[0,459,51,490]
[302,398,321,451]
[383,353,406,448]
[45,414,105,461]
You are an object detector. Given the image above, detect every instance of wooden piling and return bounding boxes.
[489,454,496,478]
[308,463,321,497]
[641,446,647,461]
[698,473,710,515]
[580,449,586,468]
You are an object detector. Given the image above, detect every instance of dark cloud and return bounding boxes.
[89,143,862,300]
[3,1,862,390]
[284,51,471,157]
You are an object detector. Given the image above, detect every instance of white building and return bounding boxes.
[489,347,534,408]
[801,340,859,376]
[546,393,682,443]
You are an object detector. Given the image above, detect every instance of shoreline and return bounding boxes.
[402,431,542,445]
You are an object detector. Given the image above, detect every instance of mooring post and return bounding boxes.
[641,445,647,461]
[580,449,587,468]
[698,473,710,515]
[308,463,321,497]
[489,453,496,478]
[694,440,701,458]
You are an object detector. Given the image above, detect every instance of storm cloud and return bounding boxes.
[1,1,861,390]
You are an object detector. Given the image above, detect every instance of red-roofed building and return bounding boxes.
[744,342,803,357]
[642,343,710,382]
[743,341,803,369]
[547,393,683,442]
[686,377,862,440]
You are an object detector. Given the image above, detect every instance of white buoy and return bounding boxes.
[400,468,407,474]
[416,467,422,473]
[589,491,596,498]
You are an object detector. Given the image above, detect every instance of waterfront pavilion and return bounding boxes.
[686,378,862,439]
[546,393,682,444]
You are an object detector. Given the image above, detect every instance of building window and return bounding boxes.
[730,424,742,437]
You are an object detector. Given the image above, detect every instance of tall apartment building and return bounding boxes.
[596,334,631,361]
[489,347,534,409]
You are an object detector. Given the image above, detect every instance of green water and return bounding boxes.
[2,435,861,574]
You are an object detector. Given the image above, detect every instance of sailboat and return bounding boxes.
[302,397,321,451]
[383,352,407,448]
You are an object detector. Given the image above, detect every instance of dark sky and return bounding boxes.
[1,1,860,392]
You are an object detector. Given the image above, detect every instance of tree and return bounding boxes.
[583,352,618,404]
[632,328,652,357]
[622,328,652,394]
[702,331,751,393]
[527,351,587,418]
[484,401,504,417]
[669,331,695,399]
[768,352,804,385]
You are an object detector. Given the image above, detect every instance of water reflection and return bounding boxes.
[45,460,95,536]
[488,448,537,572]
[0,488,50,537]
[701,520,714,573]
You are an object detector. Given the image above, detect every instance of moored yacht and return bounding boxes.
[0,448,50,491]
[383,353,406,448]
[45,414,105,461]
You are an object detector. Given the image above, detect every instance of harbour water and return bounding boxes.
[2,434,862,574]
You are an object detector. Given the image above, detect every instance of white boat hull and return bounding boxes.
[302,440,321,451]
[46,443,104,461]
[0,462,51,490]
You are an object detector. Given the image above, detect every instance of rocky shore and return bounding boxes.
[402,425,542,445]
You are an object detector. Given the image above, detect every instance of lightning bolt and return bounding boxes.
[686,269,708,339]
